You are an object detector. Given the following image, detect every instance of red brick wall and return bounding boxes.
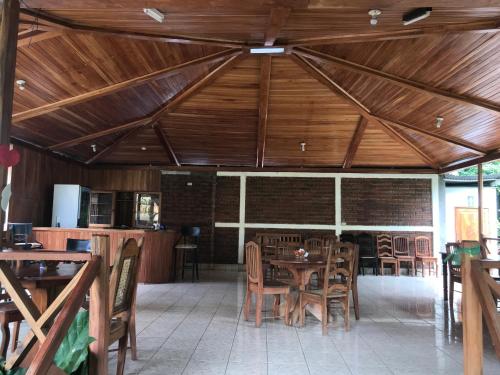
[245,177,335,224]
[215,177,240,222]
[214,228,239,264]
[341,178,432,226]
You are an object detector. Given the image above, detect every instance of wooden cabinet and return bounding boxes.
[89,191,114,227]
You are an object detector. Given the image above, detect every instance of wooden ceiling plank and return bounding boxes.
[256,55,272,167]
[439,150,500,174]
[13,48,241,123]
[154,126,180,166]
[294,47,500,115]
[19,8,245,48]
[17,30,61,47]
[290,53,439,168]
[264,7,291,46]
[85,126,141,164]
[343,117,367,168]
[288,17,500,46]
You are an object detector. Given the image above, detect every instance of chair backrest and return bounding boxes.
[322,243,356,298]
[445,242,461,275]
[245,241,263,288]
[66,238,91,252]
[415,236,432,257]
[393,236,410,256]
[377,234,393,257]
[109,237,144,316]
[279,234,302,245]
[340,233,355,243]
[357,232,375,257]
[304,238,323,256]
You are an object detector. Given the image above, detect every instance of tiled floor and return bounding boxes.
[107,271,500,375]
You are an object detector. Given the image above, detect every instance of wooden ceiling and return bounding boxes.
[9,1,500,171]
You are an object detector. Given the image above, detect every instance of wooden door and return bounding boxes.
[455,207,489,241]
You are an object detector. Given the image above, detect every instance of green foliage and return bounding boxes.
[53,310,95,375]
[0,359,26,375]
[457,161,500,176]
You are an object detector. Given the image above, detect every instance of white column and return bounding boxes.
[335,176,342,236]
[431,175,440,256]
[238,175,246,264]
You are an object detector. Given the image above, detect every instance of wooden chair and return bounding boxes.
[393,236,415,276]
[243,241,291,327]
[279,234,302,245]
[304,238,323,256]
[321,235,337,254]
[377,234,398,276]
[108,238,144,375]
[357,232,377,275]
[174,226,200,282]
[415,236,437,277]
[299,243,356,335]
[0,286,22,358]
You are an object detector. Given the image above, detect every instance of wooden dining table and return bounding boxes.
[14,262,83,313]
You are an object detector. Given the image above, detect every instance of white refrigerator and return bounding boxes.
[51,184,90,228]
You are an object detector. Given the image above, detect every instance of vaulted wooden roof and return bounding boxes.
[9,1,500,172]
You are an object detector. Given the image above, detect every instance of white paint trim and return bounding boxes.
[217,171,435,179]
[215,222,240,228]
[341,225,434,232]
[245,223,336,230]
[237,175,246,263]
[431,175,440,256]
[335,177,342,235]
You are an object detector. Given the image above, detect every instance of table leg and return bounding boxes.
[441,253,448,301]
[29,288,48,313]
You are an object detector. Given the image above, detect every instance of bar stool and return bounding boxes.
[175,226,201,282]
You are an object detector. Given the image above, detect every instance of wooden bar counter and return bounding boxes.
[32,227,178,283]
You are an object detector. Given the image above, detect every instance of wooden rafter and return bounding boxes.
[288,17,500,46]
[439,150,500,174]
[13,49,241,123]
[257,55,272,167]
[264,7,291,46]
[17,30,61,47]
[294,47,500,115]
[343,117,368,168]
[291,53,438,168]
[20,8,245,48]
[85,126,141,164]
[154,125,180,166]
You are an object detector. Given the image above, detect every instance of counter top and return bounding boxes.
[33,227,174,234]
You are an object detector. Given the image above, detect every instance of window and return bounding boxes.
[134,193,161,228]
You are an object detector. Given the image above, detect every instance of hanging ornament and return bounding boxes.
[0,145,20,168]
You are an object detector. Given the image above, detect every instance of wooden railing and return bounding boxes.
[0,234,110,374]
[462,254,500,374]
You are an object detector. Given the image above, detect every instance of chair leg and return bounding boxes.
[299,294,305,327]
[273,295,280,319]
[116,332,128,375]
[0,321,9,359]
[284,294,291,326]
[255,294,263,328]
[129,312,137,361]
[321,301,328,336]
[344,296,350,331]
[181,250,185,280]
[243,290,251,321]
[449,280,454,313]
[11,321,20,353]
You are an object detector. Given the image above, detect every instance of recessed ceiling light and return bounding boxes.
[300,142,306,152]
[16,79,26,90]
[141,146,147,151]
[403,8,432,26]
[368,9,382,26]
[250,47,285,54]
[143,8,165,23]
[91,144,97,153]
[435,116,444,129]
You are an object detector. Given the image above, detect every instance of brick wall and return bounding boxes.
[215,176,240,222]
[245,177,335,224]
[214,228,239,264]
[341,178,432,226]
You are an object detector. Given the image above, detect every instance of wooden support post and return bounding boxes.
[462,253,483,374]
[478,163,484,243]
[0,0,19,241]
[89,235,110,375]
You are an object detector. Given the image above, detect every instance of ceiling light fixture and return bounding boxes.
[435,116,444,129]
[368,9,382,26]
[16,79,26,90]
[300,142,306,152]
[250,47,285,54]
[402,8,432,26]
[143,8,165,23]
[141,146,147,151]
[91,144,97,153]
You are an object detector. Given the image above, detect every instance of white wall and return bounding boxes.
[444,186,497,242]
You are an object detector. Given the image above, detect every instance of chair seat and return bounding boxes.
[360,256,377,259]
[109,319,127,344]
[380,257,397,261]
[416,256,437,261]
[302,288,348,299]
[0,302,23,323]
[175,244,198,250]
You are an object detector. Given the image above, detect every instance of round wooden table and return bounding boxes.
[270,256,327,290]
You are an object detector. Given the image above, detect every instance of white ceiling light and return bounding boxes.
[368,9,382,26]
[403,8,432,26]
[300,142,306,152]
[16,79,26,90]
[91,144,97,153]
[141,146,147,151]
[250,47,285,54]
[143,8,165,23]
[435,116,444,129]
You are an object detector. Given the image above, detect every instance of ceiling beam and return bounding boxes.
[257,55,272,167]
[85,126,141,164]
[264,7,291,46]
[154,126,180,166]
[291,53,439,168]
[48,53,243,151]
[13,48,241,123]
[343,117,367,168]
[439,150,500,174]
[19,8,245,48]
[17,30,61,47]
[288,17,500,46]
[294,47,500,115]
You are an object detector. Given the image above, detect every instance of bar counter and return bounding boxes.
[32,227,178,283]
